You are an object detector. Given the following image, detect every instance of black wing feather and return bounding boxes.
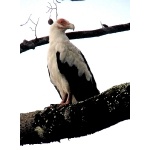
[56,52,99,102]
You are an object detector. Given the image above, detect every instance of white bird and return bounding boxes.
[47,18,99,105]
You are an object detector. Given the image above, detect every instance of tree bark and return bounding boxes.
[20,23,130,53]
[20,82,130,146]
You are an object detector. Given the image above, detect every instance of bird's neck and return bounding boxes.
[49,29,69,44]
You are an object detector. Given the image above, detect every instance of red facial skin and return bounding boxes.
[57,18,70,29]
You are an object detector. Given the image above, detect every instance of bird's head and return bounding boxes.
[52,18,75,32]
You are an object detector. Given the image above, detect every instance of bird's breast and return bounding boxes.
[47,47,70,94]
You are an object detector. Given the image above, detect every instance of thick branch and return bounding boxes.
[20,82,130,145]
[20,23,130,53]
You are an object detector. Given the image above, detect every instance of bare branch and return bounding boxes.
[20,22,130,53]
[46,2,54,19]
[100,21,109,28]
[20,14,32,26]
[20,82,130,145]
[29,27,35,31]
[46,6,51,13]
[35,18,39,38]
[48,1,52,6]
[46,2,52,13]
[46,0,59,20]
[53,0,58,20]
[29,18,36,25]
[47,8,53,19]
[56,0,61,3]
[29,18,40,39]
[20,14,40,39]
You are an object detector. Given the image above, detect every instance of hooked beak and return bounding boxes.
[68,23,75,31]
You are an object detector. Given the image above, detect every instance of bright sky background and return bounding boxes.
[0,0,146,149]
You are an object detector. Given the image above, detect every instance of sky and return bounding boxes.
[1,0,147,149]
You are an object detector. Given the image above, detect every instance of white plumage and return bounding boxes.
[47,18,99,105]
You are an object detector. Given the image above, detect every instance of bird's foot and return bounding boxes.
[57,101,70,108]
[44,104,58,110]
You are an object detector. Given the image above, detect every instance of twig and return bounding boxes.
[20,14,32,26]
[29,27,34,31]
[29,18,40,39]
[20,14,40,39]
[46,0,59,20]
[100,21,109,28]
[46,2,53,18]
[29,18,36,25]
[56,0,61,3]
[53,0,58,20]
[35,18,39,38]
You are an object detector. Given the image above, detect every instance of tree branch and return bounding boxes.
[20,14,40,39]
[20,14,32,26]
[20,82,130,145]
[20,22,130,53]
[46,0,59,20]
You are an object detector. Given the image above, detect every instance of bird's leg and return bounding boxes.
[59,93,72,107]
[60,93,68,104]
[46,93,69,109]
[65,93,72,104]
